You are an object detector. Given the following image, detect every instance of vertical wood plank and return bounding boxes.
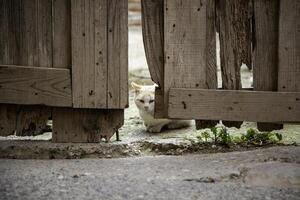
[19,0,38,66]
[164,0,207,117]
[196,0,219,129]
[72,0,109,108]
[253,0,283,131]
[278,0,300,93]
[107,0,121,108]
[119,0,128,108]
[54,0,125,143]
[94,0,108,107]
[37,0,53,67]
[71,0,85,107]
[218,0,251,128]
[53,0,71,68]
[141,0,164,87]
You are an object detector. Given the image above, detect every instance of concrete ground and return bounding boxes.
[0,146,299,200]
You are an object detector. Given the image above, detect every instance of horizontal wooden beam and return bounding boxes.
[0,65,72,107]
[168,88,300,123]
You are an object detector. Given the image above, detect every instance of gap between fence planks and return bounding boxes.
[168,88,300,123]
[217,0,252,128]
[0,65,72,107]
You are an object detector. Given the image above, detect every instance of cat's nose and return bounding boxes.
[144,106,149,110]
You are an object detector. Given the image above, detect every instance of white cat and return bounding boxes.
[131,82,191,133]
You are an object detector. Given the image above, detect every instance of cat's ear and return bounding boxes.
[131,82,142,93]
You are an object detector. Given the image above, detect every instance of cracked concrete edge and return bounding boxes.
[0,140,297,159]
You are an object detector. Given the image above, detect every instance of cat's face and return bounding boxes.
[131,82,155,113]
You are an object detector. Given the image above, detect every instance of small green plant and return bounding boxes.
[201,131,210,142]
[193,127,283,147]
[217,127,232,146]
[241,128,283,145]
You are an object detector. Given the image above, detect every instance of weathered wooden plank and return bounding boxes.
[53,0,125,143]
[253,0,283,131]
[71,0,85,107]
[72,0,111,109]
[217,0,251,128]
[107,0,125,108]
[0,0,52,136]
[164,0,207,117]
[52,109,124,143]
[196,0,218,129]
[0,65,72,107]
[119,0,128,108]
[19,0,38,66]
[278,0,300,93]
[94,0,108,108]
[141,0,164,87]
[168,88,300,122]
[37,0,52,67]
[53,0,71,68]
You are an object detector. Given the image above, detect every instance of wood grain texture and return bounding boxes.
[37,0,53,67]
[0,65,72,107]
[217,0,251,127]
[52,109,124,143]
[94,0,108,108]
[53,0,71,68]
[278,0,300,93]
[107,0,128,108]
[0,0,52,136]
[196,0,218,129]
[141,0,164,87]
[119,0,129,108]
[72,0,127,109]
[164,0,207,117]
[253,0,283,131]
[0,0,18,136]
[168,88,300,123]
[72,0,106,108]
[53,0,125,143]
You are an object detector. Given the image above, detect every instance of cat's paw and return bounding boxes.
[146,126,162,133]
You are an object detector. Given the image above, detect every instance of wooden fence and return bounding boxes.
[142,0,300,131]
[0,0,128,142]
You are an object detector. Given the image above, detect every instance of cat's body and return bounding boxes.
[131,82,191,133]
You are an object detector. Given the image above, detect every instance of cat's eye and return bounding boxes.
[139,99,144,103]
[149,99,154,103]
